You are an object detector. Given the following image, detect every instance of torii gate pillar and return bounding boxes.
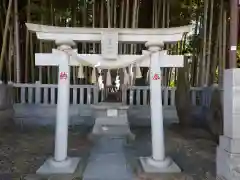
[140,42,181,173]
[36,40,80,174]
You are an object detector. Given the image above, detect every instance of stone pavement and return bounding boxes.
[82,135,134,180]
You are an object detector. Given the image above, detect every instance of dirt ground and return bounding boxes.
[0,125,93,179]
[129,124,216,180]
[0,124,216,180]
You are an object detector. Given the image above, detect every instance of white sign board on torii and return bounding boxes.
[27,23,190,174]
[101,30,118,59]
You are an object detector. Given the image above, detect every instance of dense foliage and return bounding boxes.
[0,0,233,86]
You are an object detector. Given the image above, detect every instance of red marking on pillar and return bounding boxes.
[60,72,68,80]
[152,73,160,80]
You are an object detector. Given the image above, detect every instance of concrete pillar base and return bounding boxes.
[217,136,240,180]
[139,157,181,173]
[36,157,80,175]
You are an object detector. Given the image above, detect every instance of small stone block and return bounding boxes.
[36,157,80,175]
[107,109,118,117]
[48,174,76,180]
[23,174,47,180]
[92,124,131,136]
[95,117,129,125]
[224,69,240,87]
[220,136,240,153]
[217,146,240,180]
[140,157,181,173]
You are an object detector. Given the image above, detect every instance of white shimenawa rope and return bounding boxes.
[97,68,104,89]
[146,69,150,84]
[106,69,112,86]
[58,48,155,88]
[60,48,154,69]
[77,64,84,78]
[123,68,130,86]
[115,69,120,90]
[130,65,134,86]
[135,64,142,78]
[91,67,96,84]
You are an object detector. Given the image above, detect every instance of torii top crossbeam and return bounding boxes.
[26,23,192,43]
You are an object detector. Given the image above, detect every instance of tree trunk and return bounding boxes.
[205,86,223,141]
[175,57,192,126]
[0,0,13,81]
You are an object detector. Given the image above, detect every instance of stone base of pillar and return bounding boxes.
[217,135,240,180]
[36,157,80,174]
[139,157,181,173]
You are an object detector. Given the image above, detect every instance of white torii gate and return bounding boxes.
[26,23,191,174]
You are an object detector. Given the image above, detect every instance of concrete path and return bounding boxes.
[83,135,134,180]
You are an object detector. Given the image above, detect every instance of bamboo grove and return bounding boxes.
[0,0,231,87]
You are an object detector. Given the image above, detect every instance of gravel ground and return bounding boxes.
[129,124,216,180]
[0,126,93,179]
[0,124,216,180]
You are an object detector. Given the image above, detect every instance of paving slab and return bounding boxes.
[90,136,125,154]
[83,136,134,180]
